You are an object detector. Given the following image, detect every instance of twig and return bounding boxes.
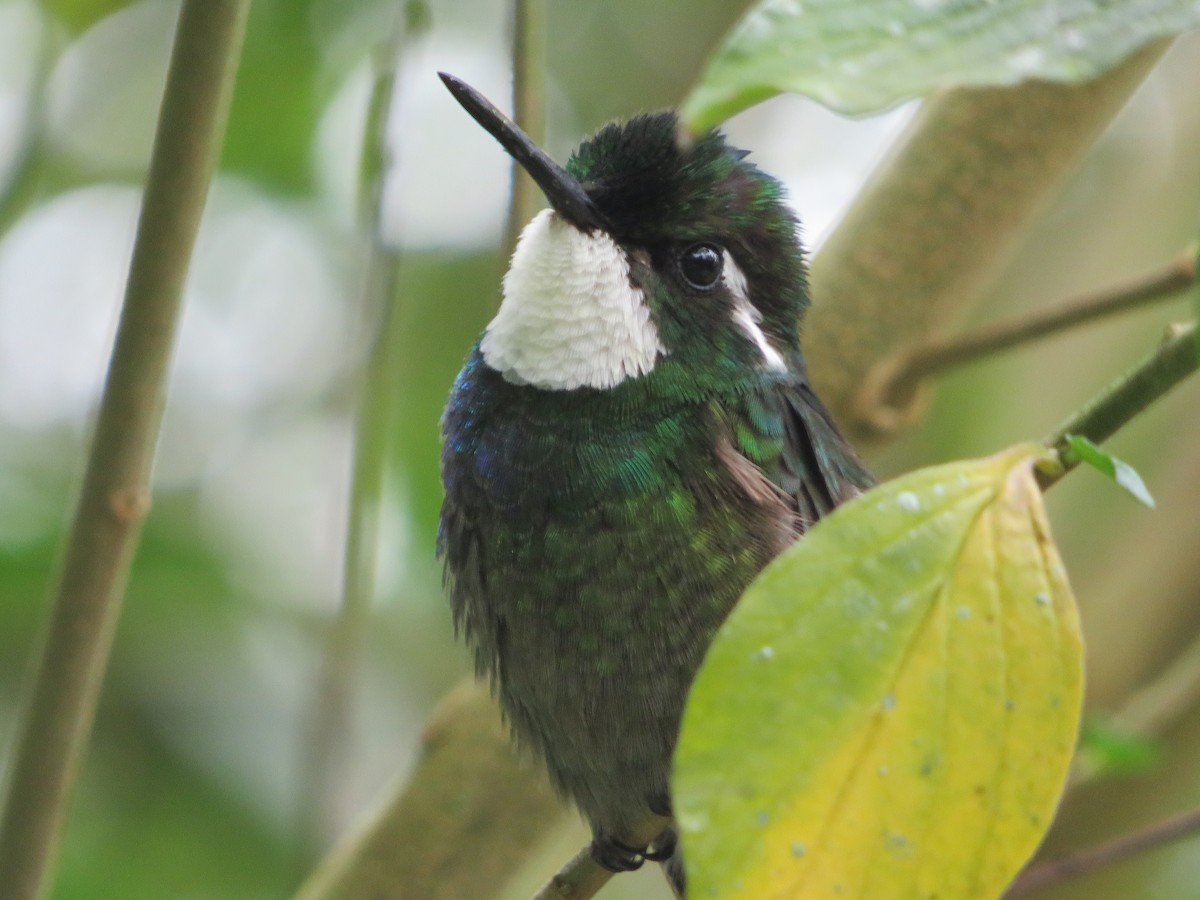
[0,3,250,898]
[531,816,674,900]
[1006,806,1200,896]
[1038,321,1197,488]
[865,248,1196,414]
[299,8,417,857]
[531,844,614,900]
[503,0,547,255]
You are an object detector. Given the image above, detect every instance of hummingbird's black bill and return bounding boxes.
[439,72,606,232]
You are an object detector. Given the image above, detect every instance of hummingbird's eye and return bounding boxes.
[678,243,723,290]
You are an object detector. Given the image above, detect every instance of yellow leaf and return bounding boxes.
[675,444,1083,899]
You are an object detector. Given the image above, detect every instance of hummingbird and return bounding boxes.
[436,72,873,894]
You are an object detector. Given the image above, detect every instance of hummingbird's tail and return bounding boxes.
[658,827,686,898]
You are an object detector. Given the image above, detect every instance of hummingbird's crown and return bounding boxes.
[567,113,697,235]
[566,113,810,344]
[568,113,781,245]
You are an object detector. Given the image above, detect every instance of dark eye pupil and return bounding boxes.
[679,243,723,289]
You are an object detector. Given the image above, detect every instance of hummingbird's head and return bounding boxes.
[440,73,808,393]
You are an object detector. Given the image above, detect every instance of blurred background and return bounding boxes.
[0,1,1198,897]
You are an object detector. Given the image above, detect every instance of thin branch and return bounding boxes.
[1006,806,1200,896]
[0,3,250,898]
[503,0,547,255]
[531,845,614,900]
[862,248,1196,417]
[1037,321,1197,489]
[531,816,674,900]
[300,9,425,855]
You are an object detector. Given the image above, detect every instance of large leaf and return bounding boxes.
[675,444,1083,900]
[681,0,1200,130]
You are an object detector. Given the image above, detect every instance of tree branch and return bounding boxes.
[0,4,250,898]
[1006,806,1200,896]
[531,845,614,900]
[859,248,1196,421]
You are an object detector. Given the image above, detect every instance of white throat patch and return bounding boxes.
[481,209,664,390]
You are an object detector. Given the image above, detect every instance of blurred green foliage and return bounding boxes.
[1079,716,1162,778]
[222,3,323,192]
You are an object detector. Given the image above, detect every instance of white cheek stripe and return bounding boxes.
[724,251,786,371]
[481,210,665,391]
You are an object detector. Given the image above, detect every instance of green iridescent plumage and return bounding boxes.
[438,80,872,894]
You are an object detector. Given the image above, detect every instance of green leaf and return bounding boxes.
[681,0,1200,130]
[1078,717,1160,777]
[675,444,1084,900]
[1062,434,1155,508]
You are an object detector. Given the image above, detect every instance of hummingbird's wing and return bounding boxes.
[720,375,874,535]
[782,379,875,526]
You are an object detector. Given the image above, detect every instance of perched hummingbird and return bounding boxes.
[437,73,873,894]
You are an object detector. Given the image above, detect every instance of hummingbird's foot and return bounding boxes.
[642,827,677,863]
[591,836,647,873]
